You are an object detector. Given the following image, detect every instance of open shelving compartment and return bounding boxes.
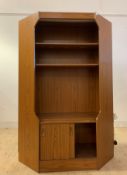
[75,123,96,158]
[35,19,99,160]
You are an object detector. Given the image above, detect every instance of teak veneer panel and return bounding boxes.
[96,15,114,168]
[19,13,40,172]
[35,67,99,114]
[40,124,74,160]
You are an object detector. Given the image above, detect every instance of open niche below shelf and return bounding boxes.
[75,123,96,158]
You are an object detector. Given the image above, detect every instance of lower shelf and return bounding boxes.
[75,143,96,158]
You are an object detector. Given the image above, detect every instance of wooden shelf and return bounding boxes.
[39,113,98,123]
[35,42,99,49]
[36,64,99,67]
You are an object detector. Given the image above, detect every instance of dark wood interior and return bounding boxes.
[75,123,96,158]
[35,21,99,112]
[35,21,98,43]
[36,48,98,65]
[35,19,99,161]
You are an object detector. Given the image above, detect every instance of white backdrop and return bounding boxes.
[0,0,127,127]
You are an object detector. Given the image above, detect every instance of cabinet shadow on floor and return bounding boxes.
[100,143,127,171]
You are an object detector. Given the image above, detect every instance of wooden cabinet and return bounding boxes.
[19,12,114,172]
[40,124,74,160]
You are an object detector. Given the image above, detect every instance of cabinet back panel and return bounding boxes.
[75,123,96,143]
[35,67,99,114]
[36,48,98,65]
[36,22,98,43]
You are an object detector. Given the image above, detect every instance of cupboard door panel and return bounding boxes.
[40,124,74,160]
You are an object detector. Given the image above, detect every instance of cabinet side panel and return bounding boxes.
[96,15,114,168]
[18,14,39,171]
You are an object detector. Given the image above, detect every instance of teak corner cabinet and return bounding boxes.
[19,12,114,172]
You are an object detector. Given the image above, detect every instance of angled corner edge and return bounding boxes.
[19,12,40,25]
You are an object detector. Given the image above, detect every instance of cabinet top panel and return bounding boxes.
[38,12,96,20]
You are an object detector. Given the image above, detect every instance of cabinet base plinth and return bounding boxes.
[39,158,97,172]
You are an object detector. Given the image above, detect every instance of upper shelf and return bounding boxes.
[36,64,99,67]
[35,42,99,49]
